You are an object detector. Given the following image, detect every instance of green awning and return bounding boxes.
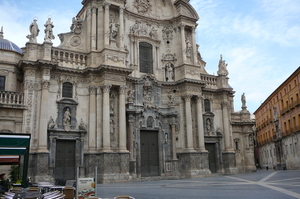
[0,133,31,187]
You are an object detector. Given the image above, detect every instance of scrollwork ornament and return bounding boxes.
[42,80,50,90]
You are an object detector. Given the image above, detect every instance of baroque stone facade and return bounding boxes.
[0,0,256,183]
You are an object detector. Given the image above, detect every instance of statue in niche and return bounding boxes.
[44,18,55,42]
[165,63,174,81]
[167,91,175,106]
[217,54,229,76]
[127,90,135,103]
[206,118,212,134]
[185,38,192,57]
[63,108,71,131]
[109,19,119,40]
[27,19,40,43]
[48,116,55,129]
[110,119,115,141]
[79,118,87,131]
[70,17,83,34]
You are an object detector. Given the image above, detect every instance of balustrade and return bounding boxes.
[51,49,88,69]
[0,91,24,105]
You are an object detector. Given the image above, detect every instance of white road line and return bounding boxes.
[225,173,300,199]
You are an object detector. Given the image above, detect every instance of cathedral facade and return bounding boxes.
[0,0,256,183]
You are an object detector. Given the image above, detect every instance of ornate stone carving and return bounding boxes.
[185,38,192,58]
[127,89,135,103]
[70,36,82,47]
[162,53,177,62]
[119,85,127,95]
[70,17,83,34]
[109,19,119,40]
[42,80,50,90]
[162,26,173,45]
[89,86,97,95]
[134,0,152,14]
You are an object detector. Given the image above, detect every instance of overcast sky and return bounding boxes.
[1,0,299,114]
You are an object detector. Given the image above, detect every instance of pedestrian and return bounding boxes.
[273,164,277,170]
[266,164,269,170]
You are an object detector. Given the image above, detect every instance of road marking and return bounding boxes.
[225,172,300,199]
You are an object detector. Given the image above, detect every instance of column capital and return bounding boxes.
[92,7,97,13]
[101,84,112,93]
[119,6,125,12]
[103,2,111,9]
[195,95,204,102]
[182,94,192,102]
[89,86,97,95]
[42,80,50,90]
[221,101,229,108]
[119,85,127,95]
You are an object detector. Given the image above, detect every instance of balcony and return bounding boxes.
[0,91,25,108]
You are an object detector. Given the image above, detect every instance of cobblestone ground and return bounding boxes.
[96,170,300,199]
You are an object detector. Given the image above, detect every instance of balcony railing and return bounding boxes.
[0,91,24,106]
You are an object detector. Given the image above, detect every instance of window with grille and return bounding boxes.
[139,42,153,74]
[204,99,211,112]
[0,76,5,91]
[62,82,73,98]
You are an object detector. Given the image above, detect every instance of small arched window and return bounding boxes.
[62,82,73,98]
[204,99,211,112]
[139,42,153,74]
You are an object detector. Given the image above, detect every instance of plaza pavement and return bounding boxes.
[96,170,300,199]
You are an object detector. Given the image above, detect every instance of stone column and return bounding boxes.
[128,116,134,161]
[221,101,233,152]
[192,26,197,64]
[38,80,50,152]
[170,123,177,160]
[183,94,194,151]
[119,85,127,152]
[104,3,110,47]
[119,7,125,50]
[180,24,186,63]
[96,87,102,150]
[196,96,207,152]
[91,7,97,50]
[102,84,111,152]
[88,86,97,152]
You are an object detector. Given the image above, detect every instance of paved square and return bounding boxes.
[96,170,300,199]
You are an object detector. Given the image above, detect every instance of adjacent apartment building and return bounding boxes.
[254,67,300,170]
[0,0,256,183]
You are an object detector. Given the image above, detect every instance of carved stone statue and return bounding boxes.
[109,19,119,40]
[134,0,152,14]
[185,38,192,57]
[48,116,55,129]
[70,17,83,34]
[79,118,87,131]
[27,19,40,43]
[206,118,211,133]
[44,18,55,42]
[165,63,174,81]
[241,93,246,107]
[63,108,71,131]
[217,54,229,76]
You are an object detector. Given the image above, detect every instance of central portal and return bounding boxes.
[140,131,159,177]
